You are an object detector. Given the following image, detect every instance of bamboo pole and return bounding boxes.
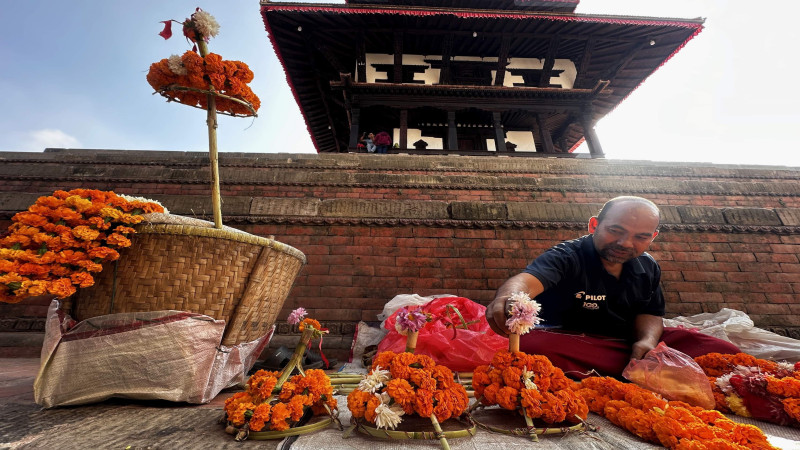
[509,333,520,353]
[405,330,419,353]
[429,414,451,450]
[197,39,223,229]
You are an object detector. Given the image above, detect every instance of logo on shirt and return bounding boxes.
[574,291,605,310]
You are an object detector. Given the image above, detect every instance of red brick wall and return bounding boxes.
[2,150,800,359]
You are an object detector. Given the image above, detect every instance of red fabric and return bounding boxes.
[373,131,391,146]
[519,326,740,379]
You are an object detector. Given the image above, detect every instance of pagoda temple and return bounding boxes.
[260,0,703,156]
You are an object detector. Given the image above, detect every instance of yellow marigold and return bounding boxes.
[72,226,100,241]
[99,207,123,221]
[64,195,93,213]
[725,394,751,418]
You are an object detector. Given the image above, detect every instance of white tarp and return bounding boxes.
[33,300,271,408]
[664,308,800,362]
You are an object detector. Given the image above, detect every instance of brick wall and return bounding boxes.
[2,149,800,359]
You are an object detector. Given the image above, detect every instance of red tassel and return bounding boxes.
[158,20,173,40]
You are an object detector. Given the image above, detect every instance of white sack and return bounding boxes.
[34,300,271,408]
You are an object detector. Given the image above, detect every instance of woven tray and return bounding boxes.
[62,221,305,346]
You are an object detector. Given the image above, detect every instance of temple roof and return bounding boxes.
[344,0,580,13]
[261,2,703,153]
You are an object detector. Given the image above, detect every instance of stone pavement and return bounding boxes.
[0,358,279,449]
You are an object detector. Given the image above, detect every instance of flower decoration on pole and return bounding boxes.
[695,352,800,427]
[347,351,471,449]
[223,308,338,440]
[471,350,588,441]
[0,190,165,303]
[147,8,260,229]
[394,306,431,353]
[504,291,542,353]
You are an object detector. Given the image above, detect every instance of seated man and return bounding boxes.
[485,196,740,378]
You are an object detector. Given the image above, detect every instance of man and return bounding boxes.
[485,196,739,378]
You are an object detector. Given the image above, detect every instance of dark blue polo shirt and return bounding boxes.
[523,235,665,340]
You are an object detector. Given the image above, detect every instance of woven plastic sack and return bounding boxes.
[34,300,271,408]
[377,296,506,372]
[622,342,715,409]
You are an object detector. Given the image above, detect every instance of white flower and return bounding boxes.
[522,367,538,390]
[715,373,734,394]
[777,361,795,372]
[118,194,169,214]
[357,366,391,393]
[167,54,187,76]
[192,10,220,40]
[374,398,404,430]
[505,291,542,335]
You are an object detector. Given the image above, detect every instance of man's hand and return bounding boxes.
[630,339,656,360]
[485,273,545,337]
[630,314,664,360]
[485,295,511,337]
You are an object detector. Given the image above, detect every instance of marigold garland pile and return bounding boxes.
[347,351,470,429]
[0,189,164,302]
[224,368,337,432]
[574,376,779,449]
[472,350,588,424]
[695,352,800,426]
[146,50,260,116]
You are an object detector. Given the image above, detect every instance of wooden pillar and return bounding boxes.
[399,109,408,150]
[356,32,367,83]
[447,111,458,150]
[393,32,403,84]
[535,114,555,153]
[349,107,361,150]
[581,108,605,158]
[439,34,453,85]
[492,111,505,152]
[539,37,560,87]
[495,35,511,86]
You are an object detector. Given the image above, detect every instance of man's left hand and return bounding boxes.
[630,340,656,360]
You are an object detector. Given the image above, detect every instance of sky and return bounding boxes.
[1,0,798,167]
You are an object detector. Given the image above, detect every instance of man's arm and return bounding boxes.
[630,314,664,360]
[485,273,545,337]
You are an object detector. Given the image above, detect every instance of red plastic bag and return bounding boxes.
[377,296,507,372]
[622,342,715,409]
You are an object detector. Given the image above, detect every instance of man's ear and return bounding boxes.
[588,216,599,234]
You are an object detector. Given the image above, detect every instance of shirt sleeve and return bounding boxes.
[522,243,579,291]
[639,260,665,317]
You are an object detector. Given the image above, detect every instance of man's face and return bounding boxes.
[589,202,659,264]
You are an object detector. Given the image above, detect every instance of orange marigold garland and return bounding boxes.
[574,376,779,450]
[0,190,164,303]
[223,309,338,440]
[696,352,800,427]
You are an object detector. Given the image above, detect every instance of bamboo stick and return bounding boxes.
[429,414,451,450]
[197,39,223,229]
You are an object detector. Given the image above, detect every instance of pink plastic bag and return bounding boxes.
[622,341,715,409]
[377,296,507,372]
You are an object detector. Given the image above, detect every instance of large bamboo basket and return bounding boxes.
[61,217,306,346]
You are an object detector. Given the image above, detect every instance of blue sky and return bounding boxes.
[1,1,798,167]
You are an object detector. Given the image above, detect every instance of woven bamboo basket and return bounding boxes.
[61,219,306,346]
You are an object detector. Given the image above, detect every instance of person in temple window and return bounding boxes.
[374,131,391,154]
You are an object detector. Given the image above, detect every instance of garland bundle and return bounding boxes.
[0,189,164,302]
[348,351,470,429]
[695,352,800,426]
[222,312,338,440]
[146,50,260,116]
[472,350,589,425]
[574,376,778,449]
